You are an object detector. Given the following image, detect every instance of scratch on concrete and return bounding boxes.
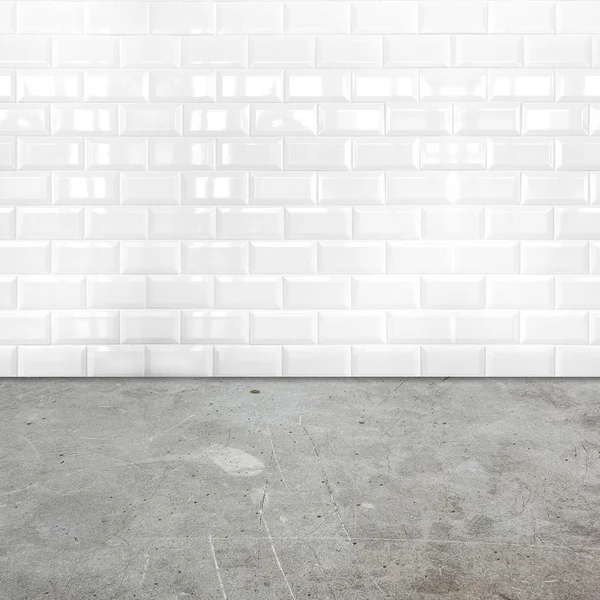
[263,516,296,600]
[209,534,228,600]
[266,423,289,490]
[19,435,40,461]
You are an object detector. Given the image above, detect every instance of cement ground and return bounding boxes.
[1,378,599,600]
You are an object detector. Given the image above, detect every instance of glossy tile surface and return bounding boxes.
[2,0,600,376]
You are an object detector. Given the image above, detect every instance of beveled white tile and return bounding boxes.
[121,310,180,344]
[351,345,420,376]
[53,310,119,344]
[283,345,350,376]
[215,345,282,376]
[146,345,212,377]
[421,346,485,377]
[18,346,86,377]
[182,310,249,344]
[88,345,145,377]
[250,310,316,344]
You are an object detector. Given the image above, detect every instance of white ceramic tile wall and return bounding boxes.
[1,0,599,377]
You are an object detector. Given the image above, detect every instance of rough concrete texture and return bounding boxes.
[1,378,600,600]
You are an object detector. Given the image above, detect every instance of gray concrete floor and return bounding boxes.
[1,379,600,600]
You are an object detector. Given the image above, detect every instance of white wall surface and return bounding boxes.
[1,1,599,376]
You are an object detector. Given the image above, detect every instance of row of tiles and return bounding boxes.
[2,276,600,309]
[2,172,599,206]
[1,344,599,377]
[3,309,600,345]
[5,103,600,137]
[4,2,600,36]
[2,207,600,241]
[4,69,600,103]
[4,34,600,69]
[2,137,600,170]
[3,242,600,275]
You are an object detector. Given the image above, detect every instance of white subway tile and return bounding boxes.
[523,104,588,136]
[422,207,484,239]
[88,345,145,377]
[252,105,316,137]
[352,275,419,309]
[419,2,487,34]
[250,310,316,344]
[56,173,118,206]
[555,208,600,239]
[352,2,417,34]
[250,242,316,274]
[85,207,147,240]
[52,310,119,345]
[0,311,49,344]
[556,346,600,376]
[53,36,118,68]
[455,242,520,274]
[218,139,282,171]
[522,241,588,274]
[521,311,588,344]
[87,275,146,309]
[420,69,486,102]
[0,346,17,377]
[182,173,248,206]
[150,3,215,35]
[454,36,524,68]
[219,71,283,102]
[388,104,452,136]
[283,275,351,309]
[54,242,119,274]
[185,105,249,137]
[318,173,384,206]
[524,35,591,68]
[283,345,350,376]
[354,207,420,240]
[17,207,82,240]
[319,241,385,274]
[284,2,350,34]
[353,70,418,102]
[387,241,453,274]
[251,173,316,206]
[388,310,453,343]
[285,207,351,240]
[217,3,282,35]
[149,207,215,240]
[486,346,555,377]
[489,2,555,34]
[182,310,248,344]
[146,345,212,377]
[215,345,282,377]
[215,276,282,309]
[422,276,485,309]
[183,36,247,69]
[385,36,450,68]
[19,275,85,309]
[351,345,420,376]
[0,242,50,274]
[522,173,588,205]
[121,310,180,344]
[182,241,249,275]
[249,36,314,69]
[86,138,147,171]
[19,346,86,377]
[120,36,180,69]
[556,276,600,309]
[121,173,180,206]
[85,70,148,103]
[488,70,554,102]
[486,207,553,240]
[121,241,180,275]
[0,276,16,309]
[286,70,351,102]
[455,311,519,345]
[488,139,554,171]
[454,104,521,136]
[150,71,214,103]
[353,139,419,170]
[319,310,386,344]
[487,276,555,309]
[318,105,384,136]
[421,346,485,377]
[148,276,213,310]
